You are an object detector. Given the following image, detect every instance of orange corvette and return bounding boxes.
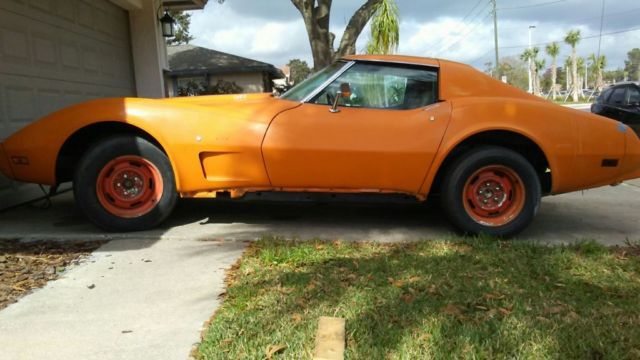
[1,55,639,237]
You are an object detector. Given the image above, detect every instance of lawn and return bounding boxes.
[197,237,640,359]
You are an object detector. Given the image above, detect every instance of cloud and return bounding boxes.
[189,0,640,70]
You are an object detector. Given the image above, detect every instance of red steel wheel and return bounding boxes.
[462,165,526,227]
[96,155,164,218]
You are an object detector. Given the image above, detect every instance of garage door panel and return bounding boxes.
[1,0,131,46]
[0,0,136,209]
[0,74,135,140]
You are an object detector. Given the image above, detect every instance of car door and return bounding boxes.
[262,62,451,194]
[623,85,640,134]
[606,86,628,120]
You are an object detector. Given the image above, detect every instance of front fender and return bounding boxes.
[1,98,198,187]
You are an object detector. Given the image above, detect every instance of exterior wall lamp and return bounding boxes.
[158,8,176,38]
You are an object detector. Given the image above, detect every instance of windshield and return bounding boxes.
[280,61,347,102]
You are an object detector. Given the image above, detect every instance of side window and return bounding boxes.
[609,87,626,105]
[312,63,438,110]
[600,88,613,103]
[627,86,640,104]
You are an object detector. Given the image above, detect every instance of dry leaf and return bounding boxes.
[220,338,233,347]
[291,313,303,324]
[483,292,505,300]
[401,293,415,304]
[544,305,566,315]
[554,283,566,288]
[564,311,580,322]
[305,282,317,291]
[442,303,463,316]
[475,305,488,311]
[265,344,287,359]
[408,276,421,283]
[498,307,512,316]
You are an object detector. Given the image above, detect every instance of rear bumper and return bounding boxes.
[0,143,14,179]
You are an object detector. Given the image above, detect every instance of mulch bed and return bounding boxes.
[0,239,106,310]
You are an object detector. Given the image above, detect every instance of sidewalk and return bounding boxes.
[0,237,245,360]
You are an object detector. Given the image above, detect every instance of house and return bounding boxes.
[0,0,207,209]
[166,44,284,96]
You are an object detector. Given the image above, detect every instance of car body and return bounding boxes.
[1,55,640,236]
[591,82,640,135]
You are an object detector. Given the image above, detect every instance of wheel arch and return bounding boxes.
[56,121,178,187]
[426,129,553,197]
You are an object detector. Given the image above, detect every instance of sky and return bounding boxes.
[188,0,640,71]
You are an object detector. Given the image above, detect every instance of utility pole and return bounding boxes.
[597,0,605,60]
[491,0,500,79]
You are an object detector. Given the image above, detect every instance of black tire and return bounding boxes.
[440,146,541,238]
[73,136,177,232]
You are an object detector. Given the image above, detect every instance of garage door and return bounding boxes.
[0,0,136,208]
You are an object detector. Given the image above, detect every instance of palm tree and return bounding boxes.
[366,0,400,54]
[520,47,540,95]
[546,42,561,99]
[535,58,546,96]
[564,29,581,102]
[564,56,573,96]
[576,56,585,95]
[589,53,607,92]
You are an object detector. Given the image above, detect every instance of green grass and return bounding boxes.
[197,237,640,359]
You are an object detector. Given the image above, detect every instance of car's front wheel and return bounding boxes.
[73,136,177,232]
[440,146,541,238]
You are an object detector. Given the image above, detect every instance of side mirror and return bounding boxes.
[330,83,351,113]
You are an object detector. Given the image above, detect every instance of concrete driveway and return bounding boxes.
[1,180,640,245]
[0,181,639,359]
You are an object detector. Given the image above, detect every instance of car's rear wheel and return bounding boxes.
[73,136,177,232]
[440,146,541,238]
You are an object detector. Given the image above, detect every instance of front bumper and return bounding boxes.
[0,143,14,179]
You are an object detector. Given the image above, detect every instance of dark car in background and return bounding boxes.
[591,82,640,135]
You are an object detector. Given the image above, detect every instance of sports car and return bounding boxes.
[1,55,639,237]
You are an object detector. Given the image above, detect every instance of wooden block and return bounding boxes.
[313,316,345,360]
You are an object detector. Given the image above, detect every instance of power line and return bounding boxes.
[429,1,491,55]
[460,0,486,24]
[434,12,492,57]
[499,26,640,50]
[498,0,567,11]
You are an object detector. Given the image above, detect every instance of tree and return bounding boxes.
[624,48,640,81]
[218,0,396,70]
[545,42,560,99]
[520,47,540,95]
[167,11,194,45]
[589,53,606,92]
[564,29,581,102]
[366,0,400,55]
[535,58,546,96]
[290,0,386,70]
[575,56,585,93]
[497,56,528,91]
[287,59,312,84]
[564,56,573,93]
